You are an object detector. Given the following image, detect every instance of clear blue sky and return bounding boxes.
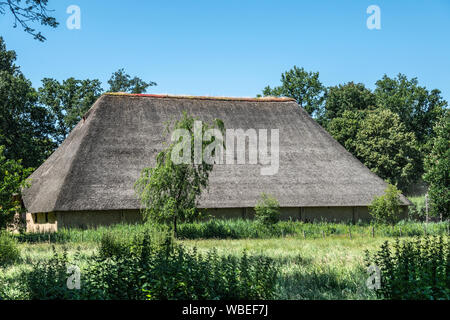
[1,0,449,101]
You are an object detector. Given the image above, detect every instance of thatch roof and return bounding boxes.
[22,93,411,213]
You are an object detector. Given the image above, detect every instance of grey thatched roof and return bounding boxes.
[22,93,411,213]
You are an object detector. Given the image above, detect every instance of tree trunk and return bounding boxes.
[173,215,177,238]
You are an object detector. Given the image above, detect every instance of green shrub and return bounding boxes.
[84,234,278,300]
[407,196,426,221]
[98,232,130,259]
[19,232,279,300]
[0,231,20,267]
[365,236,450,300]
[22,246,79,300]
[369,184,403,225]
[254,193,280,226]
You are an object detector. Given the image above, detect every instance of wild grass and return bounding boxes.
[2,220,449,300]
[182,237,386,299]
[1,236,386,300]
[13,219,450,244]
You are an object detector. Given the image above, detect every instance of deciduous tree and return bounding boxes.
[0,146,32,229]
[0,0,58,41]
[320,82,376,126]
[38,77,103,143]
[0,37,56,168]
[375,74,447,146]
[354,108,421,191]
[261,66,325,117]
[423,111,449,219]
[107,68,156,94]
[134,113,224,236]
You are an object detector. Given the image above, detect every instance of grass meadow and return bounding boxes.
[2,219,448,300]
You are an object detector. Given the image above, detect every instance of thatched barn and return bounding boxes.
[21,93,411,232]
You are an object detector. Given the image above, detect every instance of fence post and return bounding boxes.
[425,193,429,224]
[349,228,352,239]
[322,230,325,238]
[372,226,375,238]
[303,230,306,239]
[399,228,402,237]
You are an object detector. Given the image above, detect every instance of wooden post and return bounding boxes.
[399,228,402,237]
[303,230,306,239]
[322,230,325,238]
[425,193,429,224]
[349,228,352,239]
[372,226,375,238]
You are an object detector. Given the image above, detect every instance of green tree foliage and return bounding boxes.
[254,193,280,226]
[38,77,103,143]
[0,0,58,41]
[107,68,157,94]
[320,82,376,126]
[355,109,421,190]
[0,231,21,267]
[326,110,364,155]
[134,113,225,236]
[22,234,278,300]
[261,66,325,116]
[375,73,447,146]
[38,69,156,143]
[0,37,56,168]
[0,146,32,229]
[368,184,403,225]
[423,111,449,219]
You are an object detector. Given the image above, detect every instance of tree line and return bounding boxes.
[261,66,448,218]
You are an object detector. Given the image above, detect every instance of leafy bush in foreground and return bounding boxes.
[22,246,77,300]
[88,234,278,300]
[21,233,279,300]
[365,236,450,300]
[0,231,20,267]
[254,193,280,226]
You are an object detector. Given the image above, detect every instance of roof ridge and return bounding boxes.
[104,92,296,102]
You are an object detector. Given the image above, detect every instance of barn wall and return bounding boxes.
[26,212,58,233]
[57,210,143,230]
[208,207,373,222]
[26,210,143,233]
[25,206,408,232]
